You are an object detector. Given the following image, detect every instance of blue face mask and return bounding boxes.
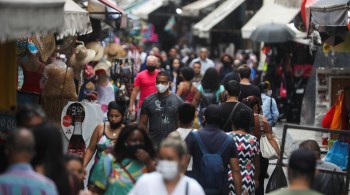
[27,42,38,54]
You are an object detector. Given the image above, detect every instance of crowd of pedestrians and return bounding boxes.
[0,47,343,195]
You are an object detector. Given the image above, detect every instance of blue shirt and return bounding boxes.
[0,163,58,195]
[261,93,279,127]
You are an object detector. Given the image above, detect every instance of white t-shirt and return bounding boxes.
[176,128,197,171]
[129,172,205,195]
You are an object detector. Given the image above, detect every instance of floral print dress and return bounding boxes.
[228,133,260,195]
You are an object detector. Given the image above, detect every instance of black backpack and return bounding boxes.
[201,88,218,107]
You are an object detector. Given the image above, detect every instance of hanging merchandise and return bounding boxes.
[31,34,56,63]
[330,90,347,130]
[61,101,104,158]
[42,60,77,99]
[325,140,349,170]
[322,90,347,130]
[86,42,104,62]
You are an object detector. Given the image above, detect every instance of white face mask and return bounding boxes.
[267,89,272,96]
[156,83,169,94]
[156,160,178,180]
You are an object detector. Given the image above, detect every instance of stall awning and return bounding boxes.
[182,0,220,17]
[241,1,300,39]
[0,0,65,42]
[58,0,92,39]
[88,0,127,28]
[193,0,245,38]
[132,0,167,20]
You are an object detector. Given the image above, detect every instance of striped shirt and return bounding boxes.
[0,163,58,195]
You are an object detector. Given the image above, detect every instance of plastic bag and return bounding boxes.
[325,140,349,170]
[42,60,77,99]
[265,162,288,193]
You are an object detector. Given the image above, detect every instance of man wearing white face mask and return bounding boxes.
[140,71,184,146]
[129,133,205,195]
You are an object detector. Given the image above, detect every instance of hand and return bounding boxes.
[83,168,87,180]
[135,149,151,164]
[128,105,135,115]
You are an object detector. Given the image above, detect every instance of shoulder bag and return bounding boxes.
[259,115,279,160]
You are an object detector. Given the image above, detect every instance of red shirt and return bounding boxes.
[134,69,160,107]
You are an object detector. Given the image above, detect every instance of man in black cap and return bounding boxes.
[185,105,242,195]
[268,149,322,195]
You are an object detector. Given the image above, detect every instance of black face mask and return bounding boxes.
[147,66,156,72]
[109,121,122,129]
[223,62,232,67]
[125,144,145,156]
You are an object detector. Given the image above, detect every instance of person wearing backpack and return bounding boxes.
[185,105,242,195]
[192,68,225,126]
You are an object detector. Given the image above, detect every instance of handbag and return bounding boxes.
[265,161,288,193]
[259,115,279,160]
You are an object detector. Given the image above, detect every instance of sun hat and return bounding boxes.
[70,45,96,67]
[94,60,111,76]
[86,42,104,61]
[32,34,56,63]
[104,43,125,61]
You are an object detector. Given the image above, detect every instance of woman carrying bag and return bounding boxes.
[243,96,280,195]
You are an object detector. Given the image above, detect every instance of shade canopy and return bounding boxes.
[58,0,92,39]
[310,0,349,27]
[132,0,167,20]
[182,0,220,16]
[193,0,245,38]
[0,0,65,42]
[242,1,300,39]
[274,0,303,8]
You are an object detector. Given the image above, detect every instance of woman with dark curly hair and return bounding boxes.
[192,67,225,126]
[219,54,234,80]
[176,67,198,102]
[89,123,156,195]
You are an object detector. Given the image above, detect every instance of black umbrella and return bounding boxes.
[250,23,296,43]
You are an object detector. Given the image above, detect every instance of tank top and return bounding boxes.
[95,122,117,162]
[20,55,45,94]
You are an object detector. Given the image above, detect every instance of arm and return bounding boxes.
[229,158,242,195]
[254,152,260,189]
[271,98,279,125]
[192,91,202,108]
[182,154,191,173]
[139,114,149,133]
[266,133,281,155]
[128,86,140,114]
[176,82,184,97]
[83,124,102,168]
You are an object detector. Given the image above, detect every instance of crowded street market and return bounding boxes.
[1,0,350,194]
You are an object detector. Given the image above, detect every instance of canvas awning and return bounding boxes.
[193,0,245,38]
[310,0,349,27]
[132,0,167,20]
[88,0,127,28]
[58,0,92,39]
[182,0,220,17]
[241,0,300,39]
[0,0,65,42]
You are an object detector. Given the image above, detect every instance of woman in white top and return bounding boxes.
[129,133,205,195]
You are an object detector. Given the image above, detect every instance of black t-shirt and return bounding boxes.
[222,71,241,85]
[185,125,238,194]
[238,83,261,102]
[219,102,255,132]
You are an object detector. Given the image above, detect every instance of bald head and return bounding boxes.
[5,128,35,160]
[146,55,158,72]
[199,48,208,60]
